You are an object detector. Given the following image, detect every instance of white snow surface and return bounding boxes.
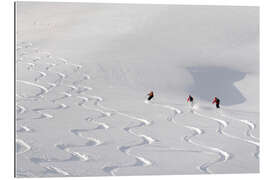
[15,2,259,177]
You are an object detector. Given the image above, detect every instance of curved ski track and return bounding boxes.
[75,91,156,175]
[145,100,233,174]
[16,41,260,176]
[17,43,155,175]
[194,111,259,160]
[16,42,89,176]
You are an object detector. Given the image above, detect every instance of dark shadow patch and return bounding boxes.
[187,66,246,106]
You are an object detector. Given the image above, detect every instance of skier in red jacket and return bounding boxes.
[187,95,194,106]
[212,97,220,108]
[147,91,154,101]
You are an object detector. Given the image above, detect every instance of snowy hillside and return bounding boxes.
[15,2,259,177]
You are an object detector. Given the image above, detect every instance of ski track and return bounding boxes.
[32,103,69,112]
[16,41,260,176]
[74,91,156,175]
[54,72,67,85]
[102,121,157,175]
[220,113,259,141]
[34,71,47,82]
[44,166,70,176]
[16,43,84,126]
[47,82,57,91]
[144,100,182,124]
[55,142,94,162]
[75,93,155,175]
[21,50,74,94]
[70,129,103,146]
[66,84,78,92]
[17,45,203,175]
[100,106,156,175]
[17,54,70,121]
[30,140,96,167]
[17,47,105,168]
[145,100,233,174]
[17,125,33,133]
[30,101,70,120]
[30,105,62,120]
[183,125,231,174]
[50,83,79,103]
[76,86,93,94]
[103,154,152,176]
[85,117,110,130]
[16,138,31,155]
[53,116,108,166]
[51,91,72,103]
[55,57,68,65]
[76,95,112,117]
[17,80,49,98]
[16,104,27,114]
[16,46,105,167]
[193,111,259,160]
[16,103,29,121]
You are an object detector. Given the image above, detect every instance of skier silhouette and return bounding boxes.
[147,91,154,101]
[212,97,220,108]
[187,95,194,106]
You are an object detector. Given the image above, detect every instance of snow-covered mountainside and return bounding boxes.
[15,2,259,177]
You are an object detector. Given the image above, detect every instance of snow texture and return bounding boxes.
[15,2,259,177]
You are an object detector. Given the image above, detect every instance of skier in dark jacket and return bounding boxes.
[187,95,194,107]
[187,95,193,103]
[147,91,154,101]
[212,97,220,108]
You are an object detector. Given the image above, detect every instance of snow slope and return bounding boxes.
[15,2,259,177]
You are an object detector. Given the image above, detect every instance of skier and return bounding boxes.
[147,91,154,101]
[187,95,194,106]
[212,97,220,108]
